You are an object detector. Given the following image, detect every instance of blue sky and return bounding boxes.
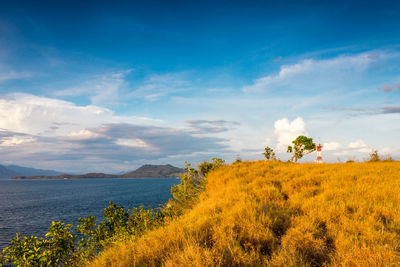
[0,0,399,172]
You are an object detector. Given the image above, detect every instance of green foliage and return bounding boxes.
[199,158,225,177]
[166,162,203,217]
[166,159,224,217]
[1,159,218,266]
[1,202,165,266]
[1,222,76,266]
[262,146,276,160]
[287,135,316,163]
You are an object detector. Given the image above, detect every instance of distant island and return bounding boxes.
[11,164,184,180]
[0,164,63,180]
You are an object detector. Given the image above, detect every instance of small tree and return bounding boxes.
[198,158,225,177]
[287,135,316,163]
[263,146,276,160]
[368,150,380,162]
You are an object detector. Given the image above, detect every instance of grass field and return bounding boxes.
[90,161,400,266]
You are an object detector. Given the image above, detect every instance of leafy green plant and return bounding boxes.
[1,159,219,266]
[263,146,276,160]
[1,222,76,266]
[287,136,316,163]
[165,159,224,217]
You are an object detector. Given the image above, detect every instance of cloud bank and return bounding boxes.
[274,117,306,151]
[0,93,229,172]
[243,51,398,93]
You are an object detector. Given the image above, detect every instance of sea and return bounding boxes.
[0,178,178,250]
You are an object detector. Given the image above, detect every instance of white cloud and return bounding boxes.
[0,71,32,83]
[243,51,396,92]
[348,139,367,148]
[115,138,151,148]
[131,72,191,100]
[323,142,341,151]
[0,135,36,146]
[53,70,131,105]
[0,93,159,137]
[67,130,106,141]
[0,93,230,172]
[274,117,306,151]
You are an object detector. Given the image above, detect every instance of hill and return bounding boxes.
[11,173,117,180]
[11,164,184,179]
[122,164,183,178]
[0,165,18,179]
[91,161,400,266]
[6,165,62,177]
[0,164,62,179]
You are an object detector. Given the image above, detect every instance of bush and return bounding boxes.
[1,222,76,266]
[165,159,224,217]
[1,159,221,266]
[1,159,222,266]
[1,202,166,266]
[368,150,380,162]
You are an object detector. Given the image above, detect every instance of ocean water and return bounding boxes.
[0,178,178,249]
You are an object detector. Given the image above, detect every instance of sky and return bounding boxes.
[0,0,399,173]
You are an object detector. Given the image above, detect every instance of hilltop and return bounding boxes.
[122,164,183,178]
[91,161,400,266]
[0,165,17,179]
[11,164,183,179]
[0,164,62,179]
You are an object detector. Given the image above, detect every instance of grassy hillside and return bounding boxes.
[90,161,400,266]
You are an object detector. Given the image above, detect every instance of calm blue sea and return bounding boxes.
[0,178,178,249]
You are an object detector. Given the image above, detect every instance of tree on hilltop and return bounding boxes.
[287,135,316,163]
[262,146,276,160]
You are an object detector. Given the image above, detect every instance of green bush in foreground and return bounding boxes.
[0,203,165,266]
[0,159,224,266]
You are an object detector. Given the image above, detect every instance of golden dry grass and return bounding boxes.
[90,161,400,266]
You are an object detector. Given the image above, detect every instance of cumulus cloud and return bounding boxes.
[186,119,241,134]
[0,123,229,172]
[0,93,230,172]
[348,139,367,149]
[0,93,158,137]
[274,117,306,151]
[243,51,396,93]
[323,142,341,151]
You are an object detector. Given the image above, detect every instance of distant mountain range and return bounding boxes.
[0,164,63,179]
[122,164,183,178]
[10,164,184,180]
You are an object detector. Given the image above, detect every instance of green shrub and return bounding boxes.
[1,159,219,266]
